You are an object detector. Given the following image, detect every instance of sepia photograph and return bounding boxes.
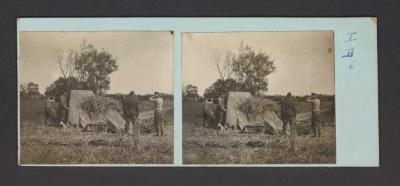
[182,32,336,164]
[18,31,174,165]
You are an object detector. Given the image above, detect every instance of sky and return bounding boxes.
[182,32,335,96]
[19,31,174,95]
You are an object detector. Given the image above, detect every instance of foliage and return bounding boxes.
[74,41,118,94]
[207,42,276,96]
[183,84,199,98]
[136,93,174,101]
[105,93,126,101]
[44,77,84,97]
[20,82,42,99]
[81,96,120,118]
[50,40,118,95]
[231,43,276,95]
[105,93,176,102]
[265,94,335,102]
[238,98,279,119]
[204,78,242,98]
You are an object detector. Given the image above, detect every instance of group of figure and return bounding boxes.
[46,91,165,137]
[44,92,70,127]
[204,92,322,138]
[281,92,321,137]
[122,91,165,137]
[201,94,229,130]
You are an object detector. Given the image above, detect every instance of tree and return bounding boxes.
[73,40,118,94]
[27,82,40,97]
[183,84,199,98]
[20,84,27,98]
[231,43,276,95]
[53,40,118,95]
[54,48,76,78]
[20,82,41,99]
[45,77,84,97]
[210,42,276,96]
[182,85,187,97]
[203,78,242,98]
[212,50,234,81]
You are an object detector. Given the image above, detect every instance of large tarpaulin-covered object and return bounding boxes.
[68,90,125,133]
[225,92,283,132]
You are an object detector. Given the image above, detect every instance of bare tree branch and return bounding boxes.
[54,48,77,79]
[212,50,235,81]
[55,49,67,78]
[213,50,225,81]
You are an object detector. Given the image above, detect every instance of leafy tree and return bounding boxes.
[20,82,42,99]
[45,77,83,97]
[20,84,27,98]
[204,78,242,98]
[231,43,276,95]
[53,40,118,95]
[210,42,276,96]
[183,84,199,98]
[73,41,118,94]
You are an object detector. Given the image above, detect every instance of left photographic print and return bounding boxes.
[18,31,174,165]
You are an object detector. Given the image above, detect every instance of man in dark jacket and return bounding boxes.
[216,94,227,129]
[280,92,297,136]
[59,92,69,125]
[123,91,140,134]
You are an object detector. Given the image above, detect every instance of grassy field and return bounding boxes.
[19,99,173,164]
[183,101,336,164]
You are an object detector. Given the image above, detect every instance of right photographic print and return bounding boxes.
[182,31,335,164]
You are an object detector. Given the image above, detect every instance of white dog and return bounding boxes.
[59,121,71,132]
[217,123,228,133]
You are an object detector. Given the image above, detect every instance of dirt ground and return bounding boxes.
[19,99,174,165]
[183,101,336,164]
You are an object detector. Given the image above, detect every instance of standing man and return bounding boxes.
[123,91,140,151]
[306,93,321,137]
[149,92,164,136]
[59,92,69,125]
[216,94,227,129]
[123,91,140,134]
[202,99,209,128]
[280,92,297,136]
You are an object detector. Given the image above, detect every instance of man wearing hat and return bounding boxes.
[306,93,321,137]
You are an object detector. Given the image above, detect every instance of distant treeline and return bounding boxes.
[265,94,335,102]
[198,94,334,103]
[106,93,174,101]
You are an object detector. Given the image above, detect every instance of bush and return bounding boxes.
[238,98,279,120]
[81,96,120,118]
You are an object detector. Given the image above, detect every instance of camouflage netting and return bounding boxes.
[81,96,121,119]
[238,97,279,119]
[226,92,283,133]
